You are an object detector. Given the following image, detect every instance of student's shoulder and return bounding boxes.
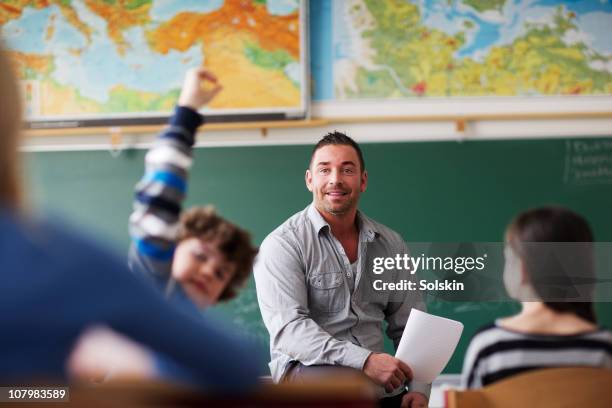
[15,212,128,277]
[466,322,506,350]
[473,322,499,337]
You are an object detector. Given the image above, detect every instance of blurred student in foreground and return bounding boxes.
[462,207,612,388]
[0,41,261,390]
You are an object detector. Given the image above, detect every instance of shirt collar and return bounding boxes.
[307,203,378,241]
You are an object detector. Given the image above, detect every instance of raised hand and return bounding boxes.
[177,67,223,111]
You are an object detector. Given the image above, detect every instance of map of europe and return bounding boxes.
[333,0,612,99]
[0,0,304,122]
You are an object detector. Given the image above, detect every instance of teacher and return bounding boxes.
[254,132,430,408]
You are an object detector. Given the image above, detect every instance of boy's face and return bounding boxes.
[172,237,237,308]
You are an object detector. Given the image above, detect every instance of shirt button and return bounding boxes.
[346,272,351,277]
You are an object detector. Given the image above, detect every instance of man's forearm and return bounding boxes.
[265,310,372,370]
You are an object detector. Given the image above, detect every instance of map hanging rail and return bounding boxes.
[23,112,612,139]
[24,119,331,138]
[325,112,612,123]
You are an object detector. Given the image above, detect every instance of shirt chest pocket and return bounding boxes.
[308,272,346,314]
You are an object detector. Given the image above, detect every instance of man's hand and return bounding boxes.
[401,391,428,408]
[363,353,413,393]
[178,67,222,111]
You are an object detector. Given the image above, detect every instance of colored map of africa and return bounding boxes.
[333,0,612,99]
[0,0,303,121]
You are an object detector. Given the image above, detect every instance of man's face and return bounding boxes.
[172,238,237,308]
[306,144,367,217]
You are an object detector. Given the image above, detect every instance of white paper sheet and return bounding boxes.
[395,309,464,383]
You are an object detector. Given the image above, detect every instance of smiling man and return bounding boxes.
[254,132,430,408]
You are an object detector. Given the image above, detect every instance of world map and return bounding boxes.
[0,0,304,123]
[332,0,612,99]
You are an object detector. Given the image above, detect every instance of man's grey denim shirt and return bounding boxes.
[254,204,430,397]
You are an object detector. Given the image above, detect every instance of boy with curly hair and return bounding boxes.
[129,68,257,309]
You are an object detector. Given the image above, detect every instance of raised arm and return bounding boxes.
[128,69,222,281]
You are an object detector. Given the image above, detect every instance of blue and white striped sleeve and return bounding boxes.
[128,106,202,278]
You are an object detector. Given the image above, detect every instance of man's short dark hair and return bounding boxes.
[310,131,365,172]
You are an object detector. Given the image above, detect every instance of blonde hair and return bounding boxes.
[0,41,22,209]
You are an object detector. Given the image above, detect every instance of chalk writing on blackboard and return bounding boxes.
[564,140,612,185]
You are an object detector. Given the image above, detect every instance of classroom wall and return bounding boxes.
[25,135,612,373]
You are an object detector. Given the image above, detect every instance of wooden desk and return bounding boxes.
[2,374,377,408]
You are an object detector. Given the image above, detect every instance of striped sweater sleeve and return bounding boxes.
[128,106,202,278]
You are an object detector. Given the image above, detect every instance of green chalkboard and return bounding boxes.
[25,137,612,374]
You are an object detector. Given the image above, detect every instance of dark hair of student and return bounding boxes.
[506,206,596,323]
[310,131,366,172]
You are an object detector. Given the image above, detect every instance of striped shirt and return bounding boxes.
[128,106,201,297]
[461,321,612,389]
